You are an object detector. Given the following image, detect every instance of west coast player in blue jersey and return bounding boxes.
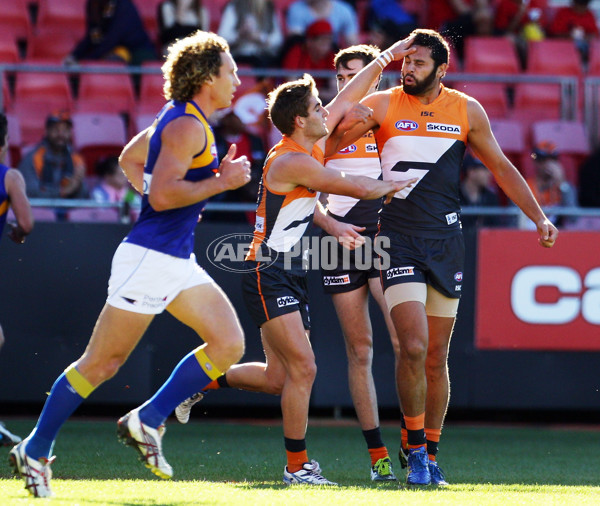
[327,29,558,486]
[9,31,252,498]
[0,113,33,448]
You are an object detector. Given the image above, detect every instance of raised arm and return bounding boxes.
[467,98,558,248]
[318,35,416,151]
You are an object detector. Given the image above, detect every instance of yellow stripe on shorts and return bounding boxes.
[194,348,223,381]
[65,364,95,398]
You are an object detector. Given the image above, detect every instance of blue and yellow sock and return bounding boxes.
[139,347,223,428]
[26,364,94,460]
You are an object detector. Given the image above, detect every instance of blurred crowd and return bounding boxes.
[1,0,599,227]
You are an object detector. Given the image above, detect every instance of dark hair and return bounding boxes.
[334,44,380,71]
[0,113,6,148]
[267,74,316,136]
[411,28,450,69]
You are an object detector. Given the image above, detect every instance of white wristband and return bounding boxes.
[375,50,393,71]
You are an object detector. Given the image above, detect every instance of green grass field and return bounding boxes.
[2,418,599,505]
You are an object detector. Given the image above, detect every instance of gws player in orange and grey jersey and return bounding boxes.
[0,112,33,448]
[10,31,252,498]
[319,45,401,482]
[327,29,558,486]
[176,35,418,486]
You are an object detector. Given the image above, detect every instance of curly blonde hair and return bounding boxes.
[162,31,230,102]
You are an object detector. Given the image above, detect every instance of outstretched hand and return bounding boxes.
[330,221,367,250]
[384,178,418,204]
[218,144,252,191]
[336,104,374,133]
[7,223,27,244]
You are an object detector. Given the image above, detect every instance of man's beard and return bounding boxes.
[402,67,438,96]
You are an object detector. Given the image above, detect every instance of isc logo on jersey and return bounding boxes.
[338,144,357,155]
[427,123,461,134]
[395,120,418,131]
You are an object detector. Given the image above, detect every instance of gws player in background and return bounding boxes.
[10,31,251,498]
[327,28,558,486]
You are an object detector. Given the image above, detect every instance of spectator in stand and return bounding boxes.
[18,112,87,202]
[65,0,157,65]
[158,0,210,55]
[367,1,417,40]
[282,19,337,101]
[459,153,505,228]
[495,0,549,40]
[523,141,578,228]
[91,156,141,220]
[548,0,599,62]
[427,0,494,59]
[218,0,283,67]
[286,0,359,47]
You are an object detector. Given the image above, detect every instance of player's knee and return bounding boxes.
[401,337,428,362]
[425,347,448,376]
[219,329,245,364]
[347,339,373,367]
[291,357,317,385]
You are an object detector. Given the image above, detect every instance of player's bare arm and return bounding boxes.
[467,98,558,248]
[325,91,391,157]
[120,126,152,193]
[148,116,251,211]
[313,202,366,250]
[269,152,415,202]
[5,169,33,244]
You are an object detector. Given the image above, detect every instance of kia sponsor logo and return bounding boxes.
[395,120,418,131]
[511,266,600,325]
[427,122,461,134]
[338,144,357,154]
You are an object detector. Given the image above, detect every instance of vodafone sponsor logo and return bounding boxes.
[395,120,418,131]
[511,266,600,325]
[338,144,357,154]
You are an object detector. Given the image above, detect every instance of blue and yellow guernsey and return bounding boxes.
[0,164,10,237]
[125,100,219,258]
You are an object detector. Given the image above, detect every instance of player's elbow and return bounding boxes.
[148,192,169,212]
[19,215,34,235]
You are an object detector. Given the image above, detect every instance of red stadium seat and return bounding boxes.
[526,40,583,76]
[490,119,527,164]
[36,0,86,37]
[5,113,22,167]
[531,120,590,183]
[72,112,128,173]
[14,71,73,108]
[509,83,562,129]
[0,1,32,41]
[139,64,166,114]
[464,37,520,74]
[135,113,157,133]
[77,70,136,118]
[0,35,20,64]
[11,99,73,146]
[452,82,508,119]
[26,28,80,62]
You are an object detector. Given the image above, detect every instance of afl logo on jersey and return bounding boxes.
[395,120,418,131]
[338,144,357,155]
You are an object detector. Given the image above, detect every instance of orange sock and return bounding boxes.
[404,413,426,449]
[368,447,389,466]
[425,427,441,461]
[286,450,308,473]
[401,428,408,451]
